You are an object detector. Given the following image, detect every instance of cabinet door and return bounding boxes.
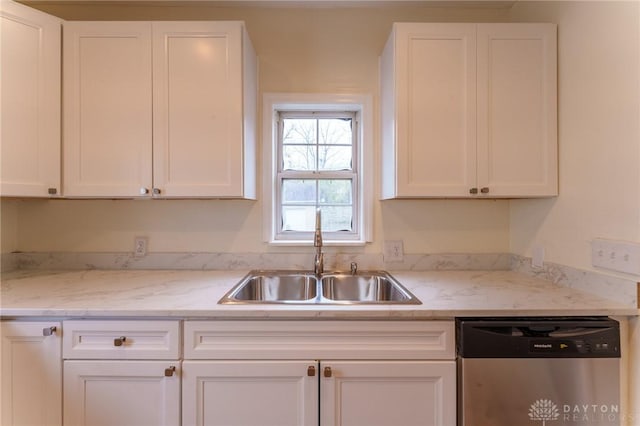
[63,360,180,426]
[320,360,456,426]
[63,22,153,197]
[1,321,62,426]
[182,360,318,426]
[152,21,255,198]
[393,23,477,197]
[0,1,61,197]
[476,24,557,197]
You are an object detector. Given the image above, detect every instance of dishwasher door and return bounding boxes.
[459,357,620,426]
[457,317,621,426]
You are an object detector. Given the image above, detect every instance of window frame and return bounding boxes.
[263,93,373,246]
[276,111,359,240]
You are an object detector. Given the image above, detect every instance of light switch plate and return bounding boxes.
[591,238,640,275]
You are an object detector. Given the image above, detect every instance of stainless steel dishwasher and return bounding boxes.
[457,317,621,426]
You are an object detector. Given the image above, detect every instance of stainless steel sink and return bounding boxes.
[220,272,317,304]
[219,270,420,305]
[321,273,419,304]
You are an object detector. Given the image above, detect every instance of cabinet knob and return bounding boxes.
[480,187,490,194]
[42,326,57,336]
[164,366,176,377]
[114,336,127,347]
[140,187,149,195]
[323,366,332,378]
[152,188,161,195]
[307,366,316,377]
[469,188,478,194]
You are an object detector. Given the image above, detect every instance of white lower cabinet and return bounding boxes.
[182,360,319,426]
[63,360,180,426]
[62,320,181,426]
[0,321,62,426]
[320,360,456,426]
[183,320,457,426]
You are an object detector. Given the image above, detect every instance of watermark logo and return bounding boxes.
[529,399,560,425]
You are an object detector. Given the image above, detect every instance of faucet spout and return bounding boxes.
[314,208,323,275]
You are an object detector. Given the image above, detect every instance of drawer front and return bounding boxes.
[184,320,455,360]
[63,320,180,360]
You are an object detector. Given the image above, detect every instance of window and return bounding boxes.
[263,94,372,245]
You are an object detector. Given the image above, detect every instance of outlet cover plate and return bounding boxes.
[383,240,404,262]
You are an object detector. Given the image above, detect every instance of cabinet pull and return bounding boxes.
[480,187,490,194]
[47,188,57,195]
[42,326,57,336]
[307,366,316,377]
[152,188,162,195]
[164,366,176,377]
[140,187,149,195]
[469,187,478,194]
[114,336,127,347]
[323,366,332,378]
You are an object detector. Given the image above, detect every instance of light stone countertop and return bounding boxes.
[0,269,636,318]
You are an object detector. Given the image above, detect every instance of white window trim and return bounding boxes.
[263,93,373,246]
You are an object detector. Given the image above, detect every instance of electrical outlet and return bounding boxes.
[531,246,545,269]
[591,238,640,275]
[384,240,404,262]
[134,236,148,258]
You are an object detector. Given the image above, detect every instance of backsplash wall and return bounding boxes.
[3,1,639,282]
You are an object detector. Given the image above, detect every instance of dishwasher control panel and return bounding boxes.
[457,317,620,358]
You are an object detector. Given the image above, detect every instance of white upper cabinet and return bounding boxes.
[381,23,557,199]
[1,0,61,197]
[63,21,257,198]
[63,22,153,197]
[153,22,257,198]
[476,24,557,197]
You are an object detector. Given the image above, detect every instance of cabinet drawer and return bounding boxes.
[63,320,180,359]
[184,320,455,360]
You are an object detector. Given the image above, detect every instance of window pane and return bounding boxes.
[318,146,352,171]
[282,145,316,171]
[283,119,316,145]
[318,180,352,204]
[321,206,353,232]
[282,205,316,232]
[282,179,316,204]
[319,119,352,145]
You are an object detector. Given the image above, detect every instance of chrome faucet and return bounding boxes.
[313,208,324,276]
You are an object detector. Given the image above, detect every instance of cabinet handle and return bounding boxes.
[48,188,57,195]
[480,187,490,194]
[114,336,127,347]
[323,366,332,378]
[164,366,176,377]
[140,187,149,195]
[42,326,57,336]
[152,188,161,195]
[307,366,316,377]
[469,188,478,194]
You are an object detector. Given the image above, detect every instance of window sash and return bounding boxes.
[275,111,359,240]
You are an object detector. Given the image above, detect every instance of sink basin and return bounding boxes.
[321,273,420,304]
[220,272,317,304]
[219,270,420,305]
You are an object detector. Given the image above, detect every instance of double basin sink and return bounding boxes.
[219,270,421,305]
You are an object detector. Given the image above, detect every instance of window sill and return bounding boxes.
[267,239,367,247]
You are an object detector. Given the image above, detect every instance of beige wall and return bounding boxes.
[4,2,514,255]
[0,199,18,253]
[508,1,640,274]
[4,1,639,264]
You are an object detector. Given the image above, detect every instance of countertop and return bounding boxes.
[1,269,636,318]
